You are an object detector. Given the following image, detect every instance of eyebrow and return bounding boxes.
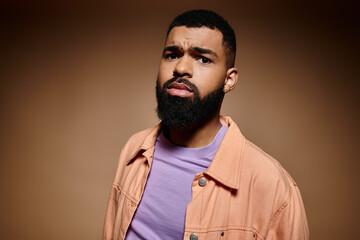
[162,45,180,55]
[191,46,219,59]
[162,45,219,59]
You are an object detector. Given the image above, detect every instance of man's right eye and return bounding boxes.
[164,53,178,59]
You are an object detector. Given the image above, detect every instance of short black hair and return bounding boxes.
[167,9,236,68]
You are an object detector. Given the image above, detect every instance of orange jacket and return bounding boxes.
[103,116,309,240]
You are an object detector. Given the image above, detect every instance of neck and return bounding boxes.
[165,112,222,148]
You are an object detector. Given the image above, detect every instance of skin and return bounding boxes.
[158,26,238,148]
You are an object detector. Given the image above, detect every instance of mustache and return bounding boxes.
[162,76,199,93]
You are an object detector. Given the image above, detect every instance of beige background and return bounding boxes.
[1,1,359,239]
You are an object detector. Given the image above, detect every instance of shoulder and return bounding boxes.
[242,138,296,208]
[241,139,306,234]
[243,139,290,183]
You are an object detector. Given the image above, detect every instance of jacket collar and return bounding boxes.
[204,116,245,189]
[126,116,245,190]
[125,123,162,166]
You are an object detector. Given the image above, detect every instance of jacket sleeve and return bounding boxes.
[103,184,120,240]
[265,181,309,240]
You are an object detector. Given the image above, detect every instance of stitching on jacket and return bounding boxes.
[111,183,138,204]
[273,186,292,219]
[185,225,256,232]
[262,185,293,239]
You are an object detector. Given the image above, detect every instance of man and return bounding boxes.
[103,9,309,240]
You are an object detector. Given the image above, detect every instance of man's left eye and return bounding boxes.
[198,57,211,64]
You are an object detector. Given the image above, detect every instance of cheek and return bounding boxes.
[194,68,226,96]
[158,61,174,83]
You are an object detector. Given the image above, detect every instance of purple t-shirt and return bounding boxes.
[125,124,228,240]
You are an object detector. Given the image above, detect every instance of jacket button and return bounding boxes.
[198,178,206,187]
[189,233,198,240]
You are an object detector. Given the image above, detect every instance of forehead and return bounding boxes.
[165,26,224,54]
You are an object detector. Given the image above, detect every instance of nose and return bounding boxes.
[174,55,193,77]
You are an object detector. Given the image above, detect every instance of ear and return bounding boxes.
[223,67,238,93]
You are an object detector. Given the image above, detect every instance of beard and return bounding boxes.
[156,76,224,130]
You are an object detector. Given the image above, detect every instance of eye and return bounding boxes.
[164,53,178,60]
[198,56,212,64]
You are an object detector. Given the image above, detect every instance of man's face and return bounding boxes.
[156,26,230,129]
[158,26,228,99]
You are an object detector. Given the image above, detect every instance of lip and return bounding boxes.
[167,82,193,92]
[167,82,193,97]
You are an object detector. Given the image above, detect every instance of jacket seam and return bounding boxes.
[261,185,293,239]
[185,225,256,233]
[111,183,138,204]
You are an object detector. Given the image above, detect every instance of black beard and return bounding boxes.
[155,76,224,130]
